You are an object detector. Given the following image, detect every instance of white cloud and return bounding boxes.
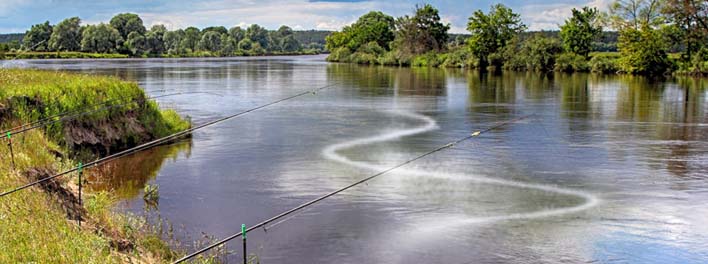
[521,0,613,31]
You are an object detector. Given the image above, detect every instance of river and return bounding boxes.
[11,55,708,263]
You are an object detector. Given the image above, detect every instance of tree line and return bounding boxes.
[18,13,325,57]
[325,1,708,76]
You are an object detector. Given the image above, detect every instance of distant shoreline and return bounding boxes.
[0,51,327,60]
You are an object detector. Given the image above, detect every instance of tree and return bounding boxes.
[237,38,253,51]
[662,0,708,59]
[180,27,200,52]
[109,13,146,40]
[271,25,300,52]
[202,26,228,35]
[23,21,52,51]
[164,30,185,55]
[617,26,672,74]
[125,31,146,55]
[246,24,269,50]
[80,23,123,53]
[394,4,450,54]
[504,35,563,71]
[199,31,222,52]
[280,35,301,52]
[560,7,603,57]
[609,0,665,30]
[219,33,236,56]
[49,17,82,51]
[144,25,166,55]
[229,26,245,43]
[467,4,526,68]
[325,11,395,52]
[610,0,671,75]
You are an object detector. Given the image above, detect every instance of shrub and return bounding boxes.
[616,27,671,75]
[350,52,378,64]
[411,52,444,67]
[378,51,400,66]
[441,48,474,68]
[555,53,589,72]
[589,54,619,73]
[326,47,352,62]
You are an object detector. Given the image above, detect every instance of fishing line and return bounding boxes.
[0,82,338,198]
[172,114,533,263]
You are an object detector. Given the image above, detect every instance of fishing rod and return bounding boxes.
[0,82,338,198]
[3,40,47,60]
[1,91,221,136]
[173,113,533,263]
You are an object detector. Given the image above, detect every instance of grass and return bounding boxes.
[0,69,191,263]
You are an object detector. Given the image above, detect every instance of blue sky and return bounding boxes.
[0,0,612,34]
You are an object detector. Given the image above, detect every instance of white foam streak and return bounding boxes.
[322,110,599,226]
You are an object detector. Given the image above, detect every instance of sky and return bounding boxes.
[0,0,613,34]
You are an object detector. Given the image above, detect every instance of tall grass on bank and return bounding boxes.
[0,69,190,263]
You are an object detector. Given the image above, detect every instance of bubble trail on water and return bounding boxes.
[322,110,599,227]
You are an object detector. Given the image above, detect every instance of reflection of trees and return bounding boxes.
[466,71,516,117]
[615,75,664,122]
[610,76,707,178]
[86,139,192,199]
[654,78,707,178]
[326,63,396,96]
[325,64,450,97]
[519,71,555,101]
[394,67,447,96]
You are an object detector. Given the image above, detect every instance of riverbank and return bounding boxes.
[1,50,323,60]
[0,69,190,262]
[327,47,708,77]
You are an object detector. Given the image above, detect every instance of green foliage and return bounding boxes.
[80,23,123,53]
[589,53,620,73]
[560,7,602,57]
[163,29,185,55]
[504,35,563,71]
[394,4,450,54]
[555,53,590,72]
[662,0,708,64]
[271,25,301,52]
[327,47,352,62]
[441,47,476,68]
[411,52,446,67]
[229,26,245,43]
[125,31,146,56]
[198,31,221,52]
[202,26,228,35]
[246,24,269,50]
[0,69,190,263]
[144,25,167,55]
[109,13,146,40]
[467,4,527,68]
[350,41,386,64]
[219,33,236,56]
[325,11,395,52]
[49,17,81,51]
[237,38,253,51]
[4,51,128,59]
[609,0,665,30]
[23,21,52,51]
[180,27,200,53]
[617,26,671,75]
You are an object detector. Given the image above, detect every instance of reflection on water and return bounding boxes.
[15,56,708,263]
[87,140,192,199]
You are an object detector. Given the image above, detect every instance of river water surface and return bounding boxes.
[12,55,708,263]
